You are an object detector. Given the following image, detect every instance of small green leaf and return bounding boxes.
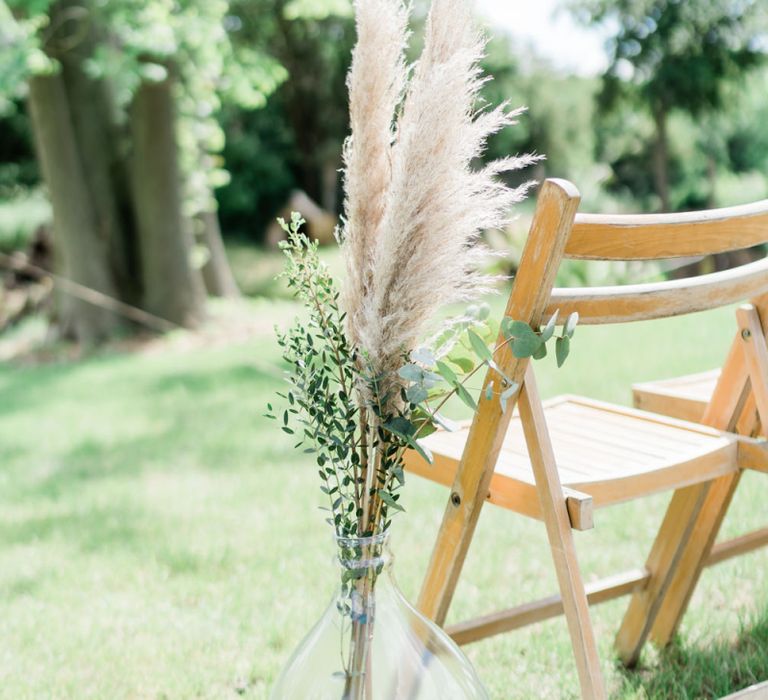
[556,336,571,368]
[435,361,458,386]
[467,330,493,363]
[384,417,433,462]
[455,382,477,411]
[512,335,543,359]
[384,417,416,439]
[421,371,443,388]
[398,364,423,382]
[507,320,544,358]
[504,320,539,344]
[533,342,548,360]
[406,385,428,404]
[377,490,405,513]
[413,418,437,438]
[541,311,559,343]
[447,355,475,374]
[565,312,579,339]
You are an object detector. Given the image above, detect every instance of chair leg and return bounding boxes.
[649,472,741,647]
[519,370,606,700]
[616,472,741,667]
[416,485,490,626]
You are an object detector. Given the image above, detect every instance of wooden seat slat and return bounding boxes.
[553,406,716,453]
[540,417,679,465]
[405,397,738,514]
[633,371,720,422]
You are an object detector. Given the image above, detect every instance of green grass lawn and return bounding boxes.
[1,299,767,699]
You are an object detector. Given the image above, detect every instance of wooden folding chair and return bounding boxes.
[404,179,768,699]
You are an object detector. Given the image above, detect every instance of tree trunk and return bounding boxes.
[651,102,671,212]
[130,74,205,327]
[198,210,240,298]
[27,73,121,343]
[321,158,340,214]
[55,0,141,305]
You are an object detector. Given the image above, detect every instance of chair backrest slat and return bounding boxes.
[523,179,768,325]
[545,257,768,325]
[566,200,768,261]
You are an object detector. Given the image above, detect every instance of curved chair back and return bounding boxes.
[532,189,768,325]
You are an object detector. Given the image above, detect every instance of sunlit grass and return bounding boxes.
[0,301,766,698]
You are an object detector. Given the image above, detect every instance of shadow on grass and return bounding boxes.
[618,613,768,699]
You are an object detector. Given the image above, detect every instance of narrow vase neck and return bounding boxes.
[334,531,392,574]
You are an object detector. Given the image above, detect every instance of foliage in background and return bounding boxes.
[0,0,356,341]
[1,0,289,221]
[0,190,49,253]
[216,0,356,240]
[3,0,768,253]
[571,0,768,211]
[0,102,38,198]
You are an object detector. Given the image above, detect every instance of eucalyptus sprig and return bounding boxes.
[394,309,580,440]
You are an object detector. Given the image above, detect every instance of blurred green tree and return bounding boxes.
[0,0,347,340]
[482,34,600,189]
[571,0,767,211]
[215,0,355,240]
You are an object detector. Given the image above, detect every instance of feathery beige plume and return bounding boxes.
[340,0,410,349]
[343,0,540,381]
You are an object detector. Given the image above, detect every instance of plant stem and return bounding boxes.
[357,406,369,534]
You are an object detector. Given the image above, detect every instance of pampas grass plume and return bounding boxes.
[341,0,540,378]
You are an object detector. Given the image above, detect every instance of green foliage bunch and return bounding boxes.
[215,0,357,240]
[269,214,578,540]
[0,2,55,113]
[269,214,411,538]
[574,0,767,116]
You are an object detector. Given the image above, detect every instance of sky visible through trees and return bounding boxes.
[476,0,611,75]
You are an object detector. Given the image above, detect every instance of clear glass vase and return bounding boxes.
[270,531,489,700]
